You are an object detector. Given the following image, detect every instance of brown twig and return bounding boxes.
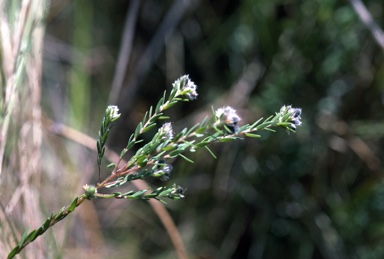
[108,0,140,104]
[350,0,384,50]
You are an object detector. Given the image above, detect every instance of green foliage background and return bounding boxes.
[3,0,384,258]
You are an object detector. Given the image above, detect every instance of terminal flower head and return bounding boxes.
[279,105,302,131]
[152,160,173,181]
[171,184,186,199]
[215,106,241,134]
[174,75,198,100]
[160,122,174,140]
[106,105,121,122]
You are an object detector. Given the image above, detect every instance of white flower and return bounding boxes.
[174,75,198,100]
[279,105,302,131]
[171,185,185,198]
[152,160,173,181]
[215,106,241,133]
[160,122,174,140]
[107,105,121,121]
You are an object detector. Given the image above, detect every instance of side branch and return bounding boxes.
[8,195,87,259]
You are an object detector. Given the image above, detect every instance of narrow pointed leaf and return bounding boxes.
[245,133,261,138]
[179,154,194,163]
[20,227,30,245]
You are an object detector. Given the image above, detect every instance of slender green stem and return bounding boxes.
[7,195,87,259]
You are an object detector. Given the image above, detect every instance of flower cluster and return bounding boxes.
[215,106,242,134]
[152,160,173,181]
[175,74,198,100]
[160,122,174,140]
[278,105,302,131]
[106,105,121,122]
[170,185,186,199]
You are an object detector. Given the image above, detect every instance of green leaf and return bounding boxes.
[154,150,166,159]
[142,111,148,125]
[97,141,102,154]
[141,123,157,133]
[250,117,264,128]
[127,140,136,150]
[169,86,178,100]
[238,124,250,131]
[107,162,116,168]
[54,207,66,220]
[134,122,142,138]
[179,154,194,163]
[43,215,53,230]
[186,123,200,136]
[144,193,157,199]
[195,126,207,134]
[101,129,109,142]
[159,188,173,196]
[26,230,38,242]
[162,145,176,151]
[157,198,167,204]
[195,141,210,148]
[20,227,30,245]
[126,157,136,168]
[8,246,20,258]
[204,146,217,158]
[149,114,163,123]
[120,190,135,196]
[126,134,134,146]
[169,149,182,157]
[120,148,127,157]
[255,121,273,130]
[155,99,163,113]
[149,106,153,120]
[245,133,261,138]
[158,116,170,120]
[179,139,195,148]
[223,125,234,134]
[219,137,236,142]
[162,100,177,110]
[200,116,208,127]
[271,115,280,123]
[127,189,150,199]
[136,154,148,164]
[172,132,183,143]
[276,122,291,127]
[68,197,79,212]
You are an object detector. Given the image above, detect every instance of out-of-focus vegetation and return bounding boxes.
[2,0,384,258]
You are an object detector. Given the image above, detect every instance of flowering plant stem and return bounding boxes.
[8,75,302,258]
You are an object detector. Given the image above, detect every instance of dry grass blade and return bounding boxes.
[0,0,47,258]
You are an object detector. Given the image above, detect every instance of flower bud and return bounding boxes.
[83,184,97,199]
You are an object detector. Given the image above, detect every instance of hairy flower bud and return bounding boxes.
[160,122,174,140]
[279,105,302,131]
[215,106,241,133]
[106,105,121,122]
[174,75,198,100]
[83,184,97,199]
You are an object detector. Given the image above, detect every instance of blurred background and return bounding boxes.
[2,0,384,258]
